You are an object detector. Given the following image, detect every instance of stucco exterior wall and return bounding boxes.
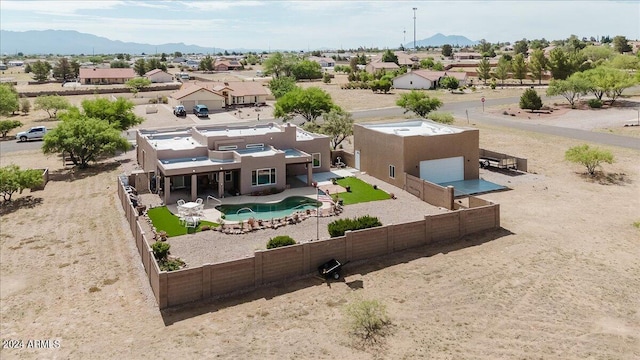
[393,74,434,89]
[353,124,405,188]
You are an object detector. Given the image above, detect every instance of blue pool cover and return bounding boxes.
[437,179,507,197]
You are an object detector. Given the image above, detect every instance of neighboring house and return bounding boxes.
[365,61,400,73]
[213,59,243,71]
[7,60,24,67]
[144,68,173,83]
[353,120,479,189]
[169,81,270,110]
[453,52,483,60]
[394,52,419,67]
[393,70,468,90]
[0,63,7,70]
[169,85,226,111]
[308,56,336,68]
[172,57,186,64]
[135,122,330,203]
[78,68,136,85]
[183,59,200,69]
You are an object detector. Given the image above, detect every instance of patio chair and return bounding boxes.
[196,198,203,205]
[185,216,199,228]
[177,199,186,207]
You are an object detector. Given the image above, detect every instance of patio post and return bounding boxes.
[307,163,313,186]
[191,173,197,201]
[164,176,171,205]
[218,170,225,198]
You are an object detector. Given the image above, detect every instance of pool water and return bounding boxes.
[216,196,321,221]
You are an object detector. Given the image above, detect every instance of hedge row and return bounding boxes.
[328,215,382,237]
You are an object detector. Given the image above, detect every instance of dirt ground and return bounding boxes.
[1,84,640,359]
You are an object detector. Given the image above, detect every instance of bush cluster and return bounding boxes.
[267,235,296,249]
[588,99,603,108]
[328,215,382,237]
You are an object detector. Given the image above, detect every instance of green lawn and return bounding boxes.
[146,206,218,237]
[331,177,391,205]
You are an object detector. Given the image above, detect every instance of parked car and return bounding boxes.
[16,126,47,142]
[173,105,186,117]
[193,104,209,117]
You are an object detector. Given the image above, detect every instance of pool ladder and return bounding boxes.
[236,207,256,215]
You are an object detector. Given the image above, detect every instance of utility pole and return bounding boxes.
[413,7,417,50]
[403,28,406,47]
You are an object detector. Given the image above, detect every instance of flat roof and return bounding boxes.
[362,120,464,136]
[196,124,282,138]
[159,156,235,170]
[147,135,204,150]
[235,147,279,157]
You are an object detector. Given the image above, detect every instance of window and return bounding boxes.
[246,143,264,149]
[219,145,237,150]
[312,153,321,168]
[251,168,276,186]
[389,165,395,179]
[225,171,232,182]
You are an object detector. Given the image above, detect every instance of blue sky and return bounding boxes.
[1,0,638,50]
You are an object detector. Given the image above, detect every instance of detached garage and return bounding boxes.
[353,120,479,190]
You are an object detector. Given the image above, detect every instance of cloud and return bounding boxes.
[0,0,125,13]
[177,0,265,11]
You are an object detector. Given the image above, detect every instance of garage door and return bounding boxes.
[181,100,195,110]
[419,157,464,183]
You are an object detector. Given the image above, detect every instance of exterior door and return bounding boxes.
[355,150,360,170]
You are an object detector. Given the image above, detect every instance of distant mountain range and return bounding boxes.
[0,30,260,55]
[405,33,478,48]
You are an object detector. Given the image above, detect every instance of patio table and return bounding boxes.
[178,202,202,216]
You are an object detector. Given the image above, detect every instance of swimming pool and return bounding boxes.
[216,196,322,221]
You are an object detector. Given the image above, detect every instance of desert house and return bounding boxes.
[308,56,336,68]
[353,120,479,189]
[144,68,173,83]
[169,82,270,110]
[364,60,400,73]
[393,70,468,90]
[135,122,330,204]
[452,52,483,60]
[213,58,243,71]
[78,68,136,85]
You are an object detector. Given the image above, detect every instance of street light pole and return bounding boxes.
[412,7,417,50]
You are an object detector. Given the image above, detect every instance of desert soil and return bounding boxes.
[1,79,639,359]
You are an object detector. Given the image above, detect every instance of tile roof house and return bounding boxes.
[393,70,468,90]
[78,68,136,85]
[135,122,330,203]
[214,59,243,71]
[365,60,400,73]
[452,52,483,60]
[169,82,270,110]
[144,69,174,83]
[308,56,336,68]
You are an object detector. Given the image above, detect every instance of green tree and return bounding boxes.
[519,88,543,112]
[0,84,20,116]
[548,47,577,80]
[160,53,167,62]
[20,98,30,114]
[439,76,459,90]
[133,59,146,76]
[608,54,639,70]
[612,35,632,54]
[110,60,130,68]
[420,57,435,69]
[317,108,354,150]
[81,97,143,130]
[146,58,167,72]
[69,59,81,78]
[125,78,152,96]
[476,58,491,85]
[0,165,43,202]
[273,87,338,123]
[268,76,298,99]
[530,38,549,50]
[369,78,392,93]
[266,235,296,249]
[511,53,528,84]
[432,62,445,71]
[0,120,22,138]
[441,44,453,57]
[291,60,322,80]
[546,77,589,108]
[396,90,442,118]
[42,112,130,168]
[565,144,614,176]
[198,55,214,71]
[514,38,529,55]
[381,49,398,65]
[581,45,615,63]
[493,57,511,85]
[263,52,286,78]
[34,95,71,118]
[53,57,73,81]
[24,63,32,73]
[173,51,183,58]
[31,60,51,82]
[528,49,548,84]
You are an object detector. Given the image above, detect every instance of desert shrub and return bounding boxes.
[328,215,382,237]
[345,299,390,341]
[519,88,543,112]
[160,258,185,271]
[323,72,331,84]
[267,235,296,249]
[161,96,168,104]
[428,112,454,124]
[633,220,640,229]
[20,98,30,114]
[151,241,170,260]
[565,144,614,176]
[588,99,603,108]
[148,98,158,104]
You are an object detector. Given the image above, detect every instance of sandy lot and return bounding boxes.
[1,88,639,359]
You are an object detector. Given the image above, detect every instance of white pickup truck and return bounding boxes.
[16,126,48,142]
